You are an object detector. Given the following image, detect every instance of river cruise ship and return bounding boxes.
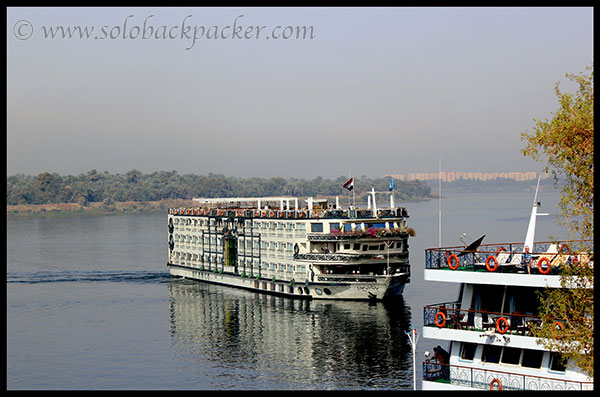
[167,188,411,300]
[421,179,593,390]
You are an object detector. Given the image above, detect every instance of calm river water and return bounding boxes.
[6,189,566,390]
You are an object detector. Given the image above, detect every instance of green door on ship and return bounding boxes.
[224,237,238,272]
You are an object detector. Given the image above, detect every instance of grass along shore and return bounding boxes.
[6,199,197,217]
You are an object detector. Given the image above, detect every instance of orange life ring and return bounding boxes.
[538,257,551,274]
[490,378,502,391]
[496,317,509,334]
[486,255,498,272]
[552,321,565,339]
[269,211,275,218]
[435,311,446,328]
[496,246,506,256]
[560,243,570,255]
[447,254,460,270]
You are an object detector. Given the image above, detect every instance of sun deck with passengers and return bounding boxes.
[167,186,412,300]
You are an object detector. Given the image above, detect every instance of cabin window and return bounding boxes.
[353,243,361,250]
[311,223,323,232]
[344,224,352,232]
[460,343,476,361]
[549,352,567,372]
[501,347,521,365]
[521,349,543,369]
[344,243,351,250]
[330,223,340,233]
[481,345,502,364]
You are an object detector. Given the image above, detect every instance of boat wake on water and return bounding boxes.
[7,270,170,285]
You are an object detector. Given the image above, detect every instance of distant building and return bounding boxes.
[387,171,548,182]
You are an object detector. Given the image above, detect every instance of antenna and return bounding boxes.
[438,157,442,247]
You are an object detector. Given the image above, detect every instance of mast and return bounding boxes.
[523,175,548,250]
[438,157,442,248]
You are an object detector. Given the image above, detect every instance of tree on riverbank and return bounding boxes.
[7,171,433,206]
[521,64,594,377]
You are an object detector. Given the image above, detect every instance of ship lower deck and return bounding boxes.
[168,262,408,300]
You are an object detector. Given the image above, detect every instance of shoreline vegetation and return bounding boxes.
[6,199,197,217]
[7,170,433,217]
[7,170,558,217]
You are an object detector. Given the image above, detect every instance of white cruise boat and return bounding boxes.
[167,188,411,300]
[421,180,593,390]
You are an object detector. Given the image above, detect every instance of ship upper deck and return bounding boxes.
[169,196,409,221]
[424,240,593,288]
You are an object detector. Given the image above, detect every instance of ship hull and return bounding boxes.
[168,263,408,301]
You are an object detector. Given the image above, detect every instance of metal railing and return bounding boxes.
[423,301,542,336]
[423,360,593,390]
[425,240,592,275]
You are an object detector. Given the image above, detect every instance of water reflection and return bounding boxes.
[168,279,413,390]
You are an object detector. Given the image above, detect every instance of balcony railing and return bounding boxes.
[424,301,543,336]
[294,252,408,263]
[307,228,409,242]
[423,360,593,390]
[425,240,592,275]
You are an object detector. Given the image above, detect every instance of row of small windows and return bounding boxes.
[172,217,307,232]
[172,217,401,234]
[310,222,399,233]
[460,343,566,372]
[170,253,305,274]
[340,241,404,251]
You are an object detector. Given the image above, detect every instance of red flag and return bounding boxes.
[343,177,354,191]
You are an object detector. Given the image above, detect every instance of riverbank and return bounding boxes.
[6,199,197,217]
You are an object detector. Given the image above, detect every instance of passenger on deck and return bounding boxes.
[433,345,450,380]
[521,246,533,274]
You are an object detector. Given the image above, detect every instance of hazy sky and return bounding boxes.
[7,7,593,178]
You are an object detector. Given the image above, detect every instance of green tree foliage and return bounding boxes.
[6,171,433,205]
[521,64,593,377]
[521,65,594,242]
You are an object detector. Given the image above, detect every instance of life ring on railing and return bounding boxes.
[435,311,446,328]
[490,378,502,391]
[538,257,551,274]
[496,317,509,334]
[486,255,499,272]
[496,246,506,256]
[447,254,460,270]
[269,211,275,218]
[560,243,570,255]
[552,321,565,339]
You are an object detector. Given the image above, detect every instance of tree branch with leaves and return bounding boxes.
[521,64,593,377]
